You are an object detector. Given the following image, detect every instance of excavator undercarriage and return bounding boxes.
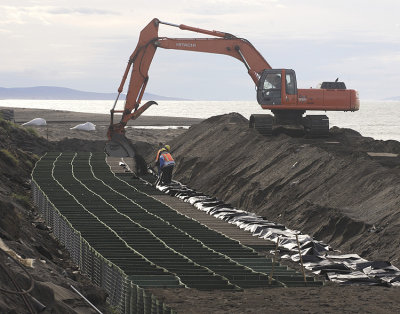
[250,111,329,137]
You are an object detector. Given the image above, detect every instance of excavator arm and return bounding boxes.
[107,18,271,140]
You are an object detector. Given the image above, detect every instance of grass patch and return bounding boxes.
[0,119,14,131]
[12,193,31,207]
[31,153,39,161]
[24,127,39,137]
[24,159,33,168]
[0,149,19,166]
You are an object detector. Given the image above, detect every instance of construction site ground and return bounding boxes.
[0,107,399,313]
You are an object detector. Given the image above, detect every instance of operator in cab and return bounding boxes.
[155,144,176,185]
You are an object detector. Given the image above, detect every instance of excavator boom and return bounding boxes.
[108,18,271,135]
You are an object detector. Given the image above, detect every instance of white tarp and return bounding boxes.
[22,118,46,126]
[70,122,96,131]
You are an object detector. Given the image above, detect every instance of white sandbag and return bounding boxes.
[22,118,46,126]
[70,122,96,131]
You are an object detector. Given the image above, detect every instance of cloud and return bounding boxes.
[48,7,118,16]
[0,5,50,25]
[1,0,399,100]
[0,5,117,26]
[180,0,280,16]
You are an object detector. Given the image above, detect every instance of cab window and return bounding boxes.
[286,73,296,95]
[263,73,281,90]
[257,71,283,105]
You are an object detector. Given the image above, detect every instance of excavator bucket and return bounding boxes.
[105,101,158,157]
[105,133,136,157]
[104,133,148,175]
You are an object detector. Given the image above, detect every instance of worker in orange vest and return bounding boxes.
[155,143,166,176]
[156,144,175,185]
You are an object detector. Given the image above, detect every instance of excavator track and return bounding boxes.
[303,115,330,137]
[250,113,330,137]
[249,114,273,135]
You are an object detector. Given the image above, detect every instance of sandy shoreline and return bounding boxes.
[2,107,202,144]
[3,106,202,126]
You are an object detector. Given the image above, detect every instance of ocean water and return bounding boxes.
[1,99,399,141]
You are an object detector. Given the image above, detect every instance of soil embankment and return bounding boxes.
[0,118,109,312]
[164,113,400,266]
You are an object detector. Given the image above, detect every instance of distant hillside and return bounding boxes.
[0,86,187,101]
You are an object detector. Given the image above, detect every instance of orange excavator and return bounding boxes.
[106,18,359,156]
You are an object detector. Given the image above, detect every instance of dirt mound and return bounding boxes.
[165,113,400,266]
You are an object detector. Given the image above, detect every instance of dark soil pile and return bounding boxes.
[166,113,400,266]
[0,118,110,313]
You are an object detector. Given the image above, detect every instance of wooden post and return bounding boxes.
[295,234,307,284]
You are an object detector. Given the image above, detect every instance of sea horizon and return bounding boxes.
[1,99,399,141]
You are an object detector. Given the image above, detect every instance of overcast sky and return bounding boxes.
[1,0,399,100]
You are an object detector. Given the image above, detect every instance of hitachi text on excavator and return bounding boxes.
[105,18,359,157]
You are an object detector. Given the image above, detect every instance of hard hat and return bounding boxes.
[164,144,171,151]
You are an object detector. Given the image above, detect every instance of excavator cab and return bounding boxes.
[253,69,330,136]
[257,69,298,106]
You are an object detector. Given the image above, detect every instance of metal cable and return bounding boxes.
[0,249,35,313]
[0,247,34,295]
